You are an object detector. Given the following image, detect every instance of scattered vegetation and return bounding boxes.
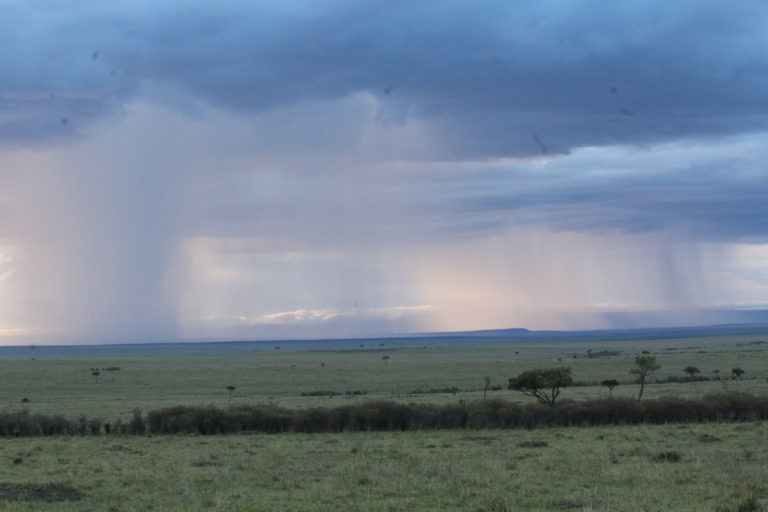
[301,390,340,397]
[408,386,462,396]
[576,350,622,359]
[301,390,369,397]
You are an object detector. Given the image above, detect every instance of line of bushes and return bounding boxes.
[145,393,768,434]
[300,390,368,397]
[2,392,767,437]
[0,409,146,437]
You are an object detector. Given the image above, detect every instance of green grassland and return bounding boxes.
[0,422,766,511]
[1,334,766,420]
[0,333,767,510]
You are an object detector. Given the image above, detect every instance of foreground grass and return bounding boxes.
[0,422,765,511]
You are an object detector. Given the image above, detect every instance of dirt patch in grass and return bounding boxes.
[0,482,84,502]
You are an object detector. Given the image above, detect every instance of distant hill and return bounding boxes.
[389,322,768,342]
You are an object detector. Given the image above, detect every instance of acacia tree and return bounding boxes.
[601,379,620,397]
[507,367,573,407]
[483,376,491,400]
[226,385,236,402]
[630,356,660,402]
[683,366,701,380]
[732,368,745,380]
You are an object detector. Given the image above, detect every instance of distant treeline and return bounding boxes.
[1,393,768,437]
[300,390,368,397]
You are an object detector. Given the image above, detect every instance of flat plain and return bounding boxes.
[0,331,766,511]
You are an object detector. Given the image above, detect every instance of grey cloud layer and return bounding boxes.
[169,130,768,245]
[455,135,768,242]
[3,1,768,156]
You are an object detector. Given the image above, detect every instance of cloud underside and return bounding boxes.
[2,1,768,342]
[2,2,768,156]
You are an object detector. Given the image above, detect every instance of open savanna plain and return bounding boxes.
[0,332,767,511]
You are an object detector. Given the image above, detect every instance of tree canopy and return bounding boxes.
[683,366,701,378]
[601,379,620,395]
[508,367,573,406]
[630,355,660,402]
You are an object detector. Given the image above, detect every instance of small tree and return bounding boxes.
[483,376,491,400]
[683,366,701,380]
[601,379,620,397]
[630,356,660,402]
[732,368,745,380]
[382,356,390,365]
[226,385,236,402]
[712,369,720,380]
[508,367,573,407]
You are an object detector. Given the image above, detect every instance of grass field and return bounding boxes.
[1,334,766,420]
[0,422,766,511]
[0,332,767,510]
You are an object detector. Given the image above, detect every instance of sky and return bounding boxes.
[1,1,768,344]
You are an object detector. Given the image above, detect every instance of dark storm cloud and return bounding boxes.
[3,1,768,156]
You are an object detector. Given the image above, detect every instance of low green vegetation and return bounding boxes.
[1,392,766,437]
[0,332,766,510]
[2,334,767,420]
[0,422,766,511]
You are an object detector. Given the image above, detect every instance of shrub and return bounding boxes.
[300,390,339,397]
[128,409,146,434]
[651,451,682,462]
[735,496,762,512]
